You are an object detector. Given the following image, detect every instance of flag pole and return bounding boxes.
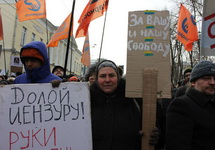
[70,41,73,74]
[0,8,6,75]
[45,20,50,60]
[2,40,7,75]
[64,0,76,76]
[98,10,108,63]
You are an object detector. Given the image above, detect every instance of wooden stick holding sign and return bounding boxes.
[142,68,158,150]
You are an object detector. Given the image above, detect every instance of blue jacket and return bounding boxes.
[14,41,61,84]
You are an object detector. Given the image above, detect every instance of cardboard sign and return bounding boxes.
[126,10,171,98]
[201,0,215,56]
[0,82,92,150]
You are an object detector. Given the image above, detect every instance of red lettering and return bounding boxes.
[10,132,19,150]
[208,22,215,38]
[32,129,43,147]
[9,127,57,149]
[44,127,57,146]
[204,14,215,49]
[20,130,30,149]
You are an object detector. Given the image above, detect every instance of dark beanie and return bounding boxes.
[183,68,192,76]
[52,66,64,73]
[190,61,215,82]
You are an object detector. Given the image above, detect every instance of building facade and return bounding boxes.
[0,0,83,77]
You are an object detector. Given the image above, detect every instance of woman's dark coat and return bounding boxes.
[166,88,215,150]
[90,78,141,150]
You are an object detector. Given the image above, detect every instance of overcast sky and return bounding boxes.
[46,0,174,68]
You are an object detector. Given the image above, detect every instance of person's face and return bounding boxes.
[184,72,191,81]
[54,68,64,76]
[89,73,95,85]
[97,67,118,94]
[24,58,42,70]
[192,76,215,95]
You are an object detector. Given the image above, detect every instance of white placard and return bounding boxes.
[201,0,215,56]
[0,82,92,150]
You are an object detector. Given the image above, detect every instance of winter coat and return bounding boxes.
[14,41,61,84]
[166,87,215,150]
[174,85,188,98]
[90,78,141,150]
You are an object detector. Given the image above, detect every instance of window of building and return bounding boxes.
[74,61,76,72]
[31,33,36,41]
[76,63,79,72]
[20,27,27,46]
[40,38,43,42]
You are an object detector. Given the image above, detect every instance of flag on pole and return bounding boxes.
[81,32,91,66]
[176,4,198,51]
[75,0,109,38]
[16,0,46,22]
[201,0,215,56]
[0,8,4,40]
[47,13,73,47]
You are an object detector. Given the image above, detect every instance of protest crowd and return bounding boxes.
[0,40,215,150]
[1,0,215,150]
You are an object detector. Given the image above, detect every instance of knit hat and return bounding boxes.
[183,68,192,77]
[69,76,79,82]
[52,66,64,73]
[21,48,44,64]
[96,60,119,80]
[190,61,215,82]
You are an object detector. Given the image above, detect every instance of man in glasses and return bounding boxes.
[166,60,215,150]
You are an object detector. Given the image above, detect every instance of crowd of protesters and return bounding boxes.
[1,41,215,150]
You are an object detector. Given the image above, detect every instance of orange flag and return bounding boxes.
[16,0,46,22]
[176,4,198,51]
[47,13,73,47]
[0,8,4,40]
[81,32,91,66]
[75,0,109,38]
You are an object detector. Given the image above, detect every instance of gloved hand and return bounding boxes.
[149,127,159,145]
[139,127,160,145]
[50,79,62,88]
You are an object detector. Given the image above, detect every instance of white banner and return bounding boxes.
[201,0,215,56]
[0,82,92,150]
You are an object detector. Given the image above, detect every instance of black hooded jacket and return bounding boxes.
[90,78,141,150]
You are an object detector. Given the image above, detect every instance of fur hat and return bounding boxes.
[190,61,215,82]
[21,48,44,64]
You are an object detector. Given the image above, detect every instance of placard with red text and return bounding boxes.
[0,82,92,150]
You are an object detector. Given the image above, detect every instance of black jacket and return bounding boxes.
[166,88,215,150]
[90,78,141,150]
